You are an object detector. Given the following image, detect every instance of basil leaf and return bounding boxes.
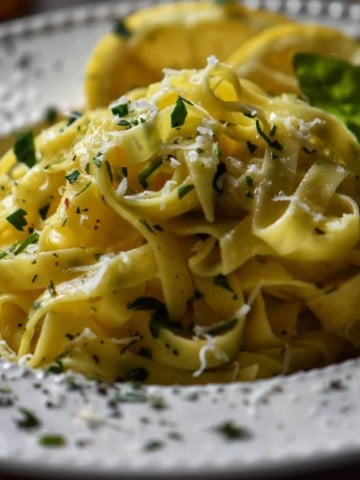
[293,53,360,142]
[13,131,36,168]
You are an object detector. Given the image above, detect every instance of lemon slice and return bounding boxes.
[84,1,289,108]
[228,23,360,94]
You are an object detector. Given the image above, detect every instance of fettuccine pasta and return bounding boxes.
[0,52,359,384]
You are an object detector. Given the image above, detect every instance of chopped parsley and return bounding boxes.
[13,232,39,255]
[128,296,167,313]
[38,203,50,220]
[138,347,152,359]
[198,318,238,336]
[123,367,149,383]
[111,101,129,117]
[245,175,254,187]
[246,140,257,154]
[213,274,234,293]
[38,434,66,447]
[171,96,189,128]
[294,53,360,142]
[255,119,283,151]
[215,420,251,440]
[139,218,154,233]
[93,153,103,167]
[66,111,82,126]
[212,162,227,193]
[178,184,194,199]
[65,170,80,184]
[138,157,163,189]
[44,106,58,124]
[13,130,36,168]
[6,208,28,231]
[113,18,132,37]
[15,407,41,430]
[143,439,164,452]
[215,0,235,4]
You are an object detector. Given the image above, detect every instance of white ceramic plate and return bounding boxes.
[0,1,359,478]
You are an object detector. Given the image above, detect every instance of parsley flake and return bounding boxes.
[65,170,80,184]
[213,274,234,293]
[15,407,41,430]
[138,157,163,189]
[13,131,36,168]
[178,184,194,199]
[6,208,28,231]
[215,421,251,440]
[111,101,129,117]
[171,96,189,128]
[39,434,66,448]
[255,119,283,151]
[113,18,132,37]
[13,232,39,255]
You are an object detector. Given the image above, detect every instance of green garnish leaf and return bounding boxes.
[65,170,80,184]
[15,407,41,430]
[123,367,149,383]
[13,232,39,255]
[138,157,163,189]
[212,162,227,194]
[149,311,168,338]
[215,421,251,440]
[38,435,66,447]
[44,106,58,124]
[213,274,234,293]
[246,140,257,154]
[198,318,238,336]
[13,131,36,168]
[47,358,65,375]
[171,96,189,128]
[111,101,129,117]
[293,53,360,142]
[38,203,50,220]
[255,120,283,151]
[66,111,82,126]
[178,184,195,199]
[128,296,166,313]
[215,0,235,5]
[6,208,28,231]
[245,175,254,187]
[113,18,132,37]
